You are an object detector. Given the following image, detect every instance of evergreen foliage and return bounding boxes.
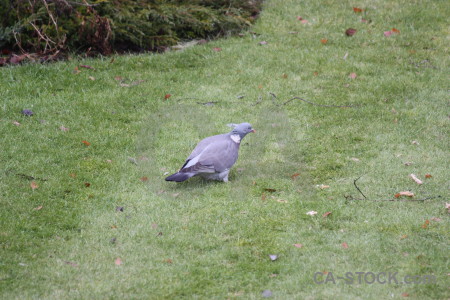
[0,0,262,57]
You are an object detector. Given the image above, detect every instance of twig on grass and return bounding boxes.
[282,97,359,107]
[344,195,441,202]
[353,176,367,199]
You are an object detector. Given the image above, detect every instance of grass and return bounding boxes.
[1,0,449,299]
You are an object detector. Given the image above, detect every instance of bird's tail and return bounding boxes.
[165,172,195,182]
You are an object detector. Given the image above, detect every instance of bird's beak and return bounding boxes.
[251,129,256,133]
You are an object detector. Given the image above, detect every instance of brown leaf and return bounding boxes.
[84,182,91,187]
[164,258,173,264]
[30,181,38,190]
[293,243,303,248]
[320,38,328,44]
[291,173,300,180]
[115,257,122,265]
[342,242,349,249]
[212,47,222,52]
[353,7,363,13]
[345,28,357,36]
[401,293,409,297]
[409,174,423,185]
[164,94,171,100]
[421,219,430,229]
[140,176,149,182]
[282,73,288,79]
[322,211,332,218]
[82,140,91,146]
[33,205,43,210]
[263,188,277,193]
[261,193,266,201]
[400,234,408,240]
[80,65,95,70]
[69,173,76,178]
[114,76,123,81]
[73,66,81,74]
[391,28,400,34]
[395,191,414,198]
[425,174,432,178]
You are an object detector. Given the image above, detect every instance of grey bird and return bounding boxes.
[165,122,255,182]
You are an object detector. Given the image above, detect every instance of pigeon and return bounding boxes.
[165,122,255,182]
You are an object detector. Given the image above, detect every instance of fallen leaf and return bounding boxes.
[404,162,413,166]
[59,126,69,132]
[264,188,277,193]
[301,19,308,24]
[164,258,173,264]
[258,84,263,89]
[140,176,149,182]
[111,225,117,229]
[115,257,122,265]
[33,205,43,210]
[293,243,303,248]
[116,206,124,212]
[291,173,300,179]
[350,157,360,162]
[317,184,330,189]
[296,16,303,20]
[151,223,158,229]
[80,65,95,70]
[342,242,349,249]
[64,261,79,267]
[276,199,288,203]
[69,173,76,178]
[259,41,268,45]
[409,174,423,185]
[425,174,432,178]
[391,28,400,33]
[394,191,414,198]
[12,121,20,126]
[114,76,123,81]
[313,71,319,76]
[361,18,368,23]
[82,140,91,146]
[430,217,441,222]
[164,94,171,100]
[353,7,363,13]
[269,274,278,278]
[262,290,273,298]
[88,76,95,81]
[269,254,278,261]
[261,193,266,201]
[172,193,180,197]
[73,66,81,74]
[320,38,328,44]
[401,293,409,297]
[306,211,317,216]
[106,159,112,163]
[212,47,222,52]
[345,28,357,36]
[84,182,91,187]
[349,72,357,79]
[30,181,38,190]
[400,234,408,240]
[282,73,288,79]
[343,52,349,60]
[411,140,419,145]
[421,219,430,229]
[322,212,332,218]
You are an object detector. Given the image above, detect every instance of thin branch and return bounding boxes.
[353,176,367,199]
[344,194,441,202]
[282,97,359,108]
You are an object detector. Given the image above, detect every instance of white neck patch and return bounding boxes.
[230,134,241,144]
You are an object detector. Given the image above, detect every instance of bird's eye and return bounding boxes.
[248,127,251,130]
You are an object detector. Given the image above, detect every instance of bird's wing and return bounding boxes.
[181,136,239,174]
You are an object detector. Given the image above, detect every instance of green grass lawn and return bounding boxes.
[1,0,449,299]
